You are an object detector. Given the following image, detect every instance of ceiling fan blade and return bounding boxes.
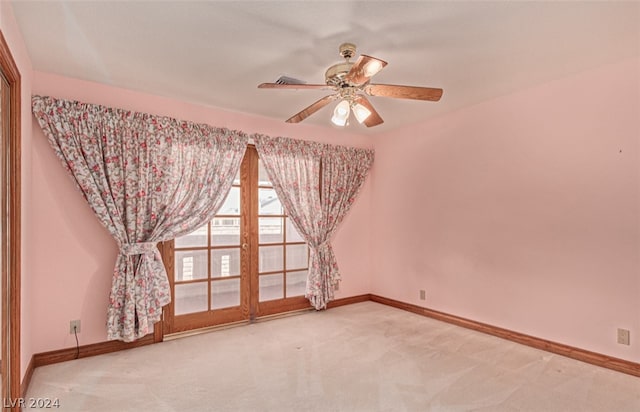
[364,84,443,101]
[353,95,384,127]
[258,83,332,90]
[344,55,388,85]
[286,94,338,123]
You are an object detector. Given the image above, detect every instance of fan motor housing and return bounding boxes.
[325,62,354,87]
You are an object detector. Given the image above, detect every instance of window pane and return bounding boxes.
[259,188,283,215]
[286,218,304,243]
[211,217,240,246]
[286,244,308,270]
[259,217,283,244]
[175,250,208,281]
[259,273,283,301]
[218,187,240,215]
[175,224,207,248]
[286,270,307,297]
[211,279,240,309]
[259,245,283,272]
[233,169,240,185]
[258,160,271,185]
[175,282,208,315]
[211,248,240,278]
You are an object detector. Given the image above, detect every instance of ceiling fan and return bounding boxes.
[258,43,443,127]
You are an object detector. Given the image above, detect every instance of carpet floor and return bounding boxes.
[26,301,640,411]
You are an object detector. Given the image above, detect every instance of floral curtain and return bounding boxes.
[32,95,248,342]
[254,134,374,309]
[316,144,374,306]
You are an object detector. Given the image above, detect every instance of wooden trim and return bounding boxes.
[169,306,246,334]
[256,294,371,317]
[173,275,243,287]
[8,48,21,411]
[370,294,640,378]
[172,245,242,252]
[256,296,311,317]
[153,243,165,344]
[160,239,175,335]
[20,356,34,398]
[327,293,371,309]
[246,147,259,321]
[256,241,307,248]
[164,319,250,341]
[0,29,21,410]
[32,334,155,368]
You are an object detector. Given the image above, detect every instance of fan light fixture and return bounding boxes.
[331,100,350,126]
[352,103,372,124]
[331,100,372,127]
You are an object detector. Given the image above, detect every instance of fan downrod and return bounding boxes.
[338,42,356,60]
[325,43,357,87]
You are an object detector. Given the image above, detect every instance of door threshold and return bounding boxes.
[164,319,251,341]
[254,307,314,323]
[164,307,315,341]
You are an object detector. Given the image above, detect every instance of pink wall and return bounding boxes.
[29,72,373,353]
[371,57,640,362]
[0,0,33,381]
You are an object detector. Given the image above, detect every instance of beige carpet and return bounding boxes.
[26,302,640,411]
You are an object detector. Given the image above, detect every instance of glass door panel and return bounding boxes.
[258,217,283,244]
[211,217,240,246]
[255,155,309,315]
[258,246,283,272]
[286,244,308,270]
[175,225,207,248]
[169,164,247,333]
[174,283,208,315]
[259,274,284,302]
[286,270,308,297]
[211,278,241,310]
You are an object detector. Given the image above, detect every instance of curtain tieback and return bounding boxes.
[120,242,157,256]
[312,240,331,250]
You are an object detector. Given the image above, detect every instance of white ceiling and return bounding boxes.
[10,1,640,134]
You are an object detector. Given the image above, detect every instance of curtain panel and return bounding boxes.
[32,95,248,342]
[254,134,374,309]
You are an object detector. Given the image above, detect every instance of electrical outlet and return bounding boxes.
[617,328,630,345]
[70,320,81,334]
[419,290,426,301]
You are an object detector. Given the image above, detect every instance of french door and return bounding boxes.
[160,146,311,334]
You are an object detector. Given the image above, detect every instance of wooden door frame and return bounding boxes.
[244,146,258,320]
[0,30,21,409]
